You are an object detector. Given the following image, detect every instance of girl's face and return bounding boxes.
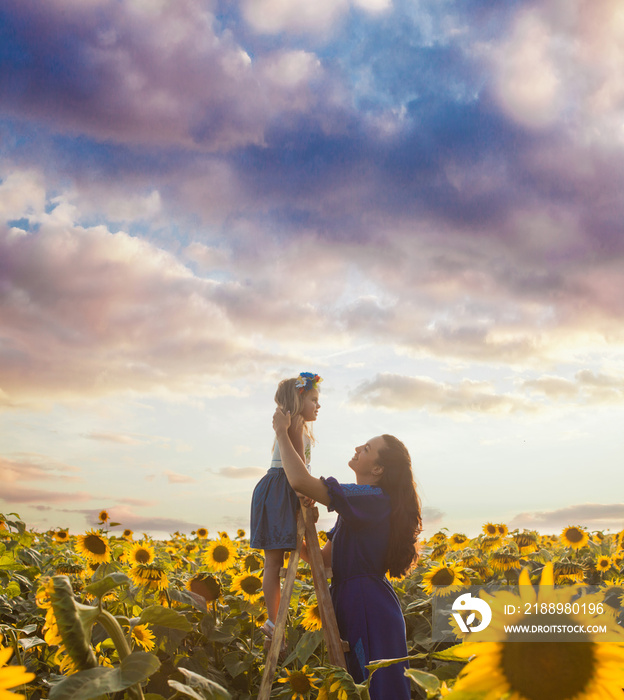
[300,388,321,422]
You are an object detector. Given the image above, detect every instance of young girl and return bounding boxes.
[250,372,322,640]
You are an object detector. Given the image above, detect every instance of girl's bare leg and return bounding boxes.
[263,549,285,623]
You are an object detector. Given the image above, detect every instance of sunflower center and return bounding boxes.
[431,568,455,586]
[501,639,595,700]
[190,575,221,601]
[135,548,151,564]
[84,534,107,555]
[289,672,312,694]
[240,576,262,595]
[212,545,230,563]
[565,528,584,543]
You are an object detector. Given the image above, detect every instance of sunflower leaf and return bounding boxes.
[138,604,193,631]
[48,652,159,700]
[294,630,323,665]
[177,667,233,699]
[365,654,424,671]
[84,572,131,598]
[167,681,206,700]
[167,585,208,612]
[404,668,440,696]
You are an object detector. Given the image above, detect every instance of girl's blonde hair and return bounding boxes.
[274,377,318,443]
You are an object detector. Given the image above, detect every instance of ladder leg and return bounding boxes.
[302,506,347,668]
[257,510,305,700]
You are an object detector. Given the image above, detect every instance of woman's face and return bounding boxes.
[348,436,386,479]
[300,388,320,422]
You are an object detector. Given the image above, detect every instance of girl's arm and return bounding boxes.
[273,408,330,506]
[288,415,315,507]
[288,415,306,464]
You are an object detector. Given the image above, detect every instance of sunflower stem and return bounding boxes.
[96,608,132,660]
[96,609,146,700]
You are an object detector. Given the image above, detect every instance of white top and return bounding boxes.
[271,433,312,473]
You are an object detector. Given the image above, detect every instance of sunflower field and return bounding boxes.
[1,512,624,700]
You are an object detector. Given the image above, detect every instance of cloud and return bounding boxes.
[350,373,534,414]
[163,470,196,484]
[523,371,624,404]
[0,192,285,404]
[511,504,624,533]
[0,454,81,483]
[80,505,204,535]
[217,466,266,479]
[0,0,332,151]
[422,507,445,528]
[85,433,145,445]
[1,484,93,504]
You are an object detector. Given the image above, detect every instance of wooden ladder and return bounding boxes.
[257,505,348,699]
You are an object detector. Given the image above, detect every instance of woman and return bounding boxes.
[272,408,422,699]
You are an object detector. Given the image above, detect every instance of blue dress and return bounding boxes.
[322,476,411,700]
[249,436,311,551]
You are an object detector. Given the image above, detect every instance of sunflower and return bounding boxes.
[236,528,246,539]
[422,562,468,597]
[129,563,168,590]
[480,535,502,553]
[496,523,508,537]
[122,529,134,540]
[0,645,36,699]
[482,522,498,537]
[195,527,209,540]
[55,562,86,578]
[513,531,539,553]
[490,551,521,573]
[277,665,321,699]
[554,562,586,584]
[243,553,263,571]
[131,624,156,652]
[449,533,470,550]
[595,555,613,573]
[98,510,109,523]
[560,526,589,550]
[452,563,624,700]
[186,573,221,602]
[301,600,323,631]
[123,542,155,566]
[230,572,263,603]
[460,553,482,568]
[205,538,238,572]
[75,530,111,564]
[430,543,449,561]
[429,531,447,545]
[53,530,70,544]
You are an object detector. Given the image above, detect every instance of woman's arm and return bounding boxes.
[273,408,330,506]
[300,539,332,569]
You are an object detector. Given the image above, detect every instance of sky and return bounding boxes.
[1,0,623,541]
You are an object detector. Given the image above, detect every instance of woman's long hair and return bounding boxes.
[376,434,422,577]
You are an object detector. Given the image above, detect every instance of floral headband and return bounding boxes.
[295,372,322,393]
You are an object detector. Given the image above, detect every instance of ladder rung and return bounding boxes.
[280,566,333,579]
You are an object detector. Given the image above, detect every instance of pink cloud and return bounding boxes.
[0,455,82,484]
[1,484,93,504]
[163,470,196,484]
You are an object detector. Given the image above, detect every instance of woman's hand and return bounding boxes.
[273,407,291,436]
